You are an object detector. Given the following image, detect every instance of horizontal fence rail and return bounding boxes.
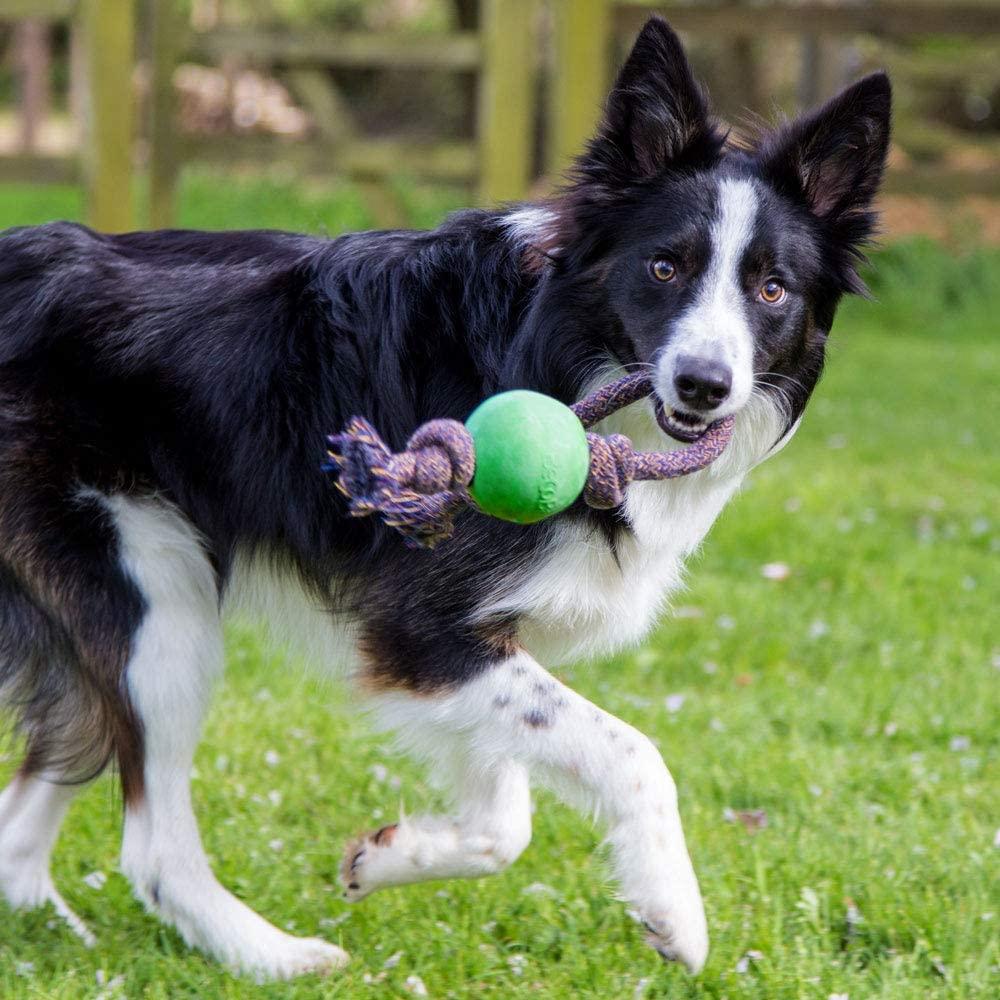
[2,0,73,16]
[618,2,1000,38]
[181,136,478,181]
[189,28,482,70]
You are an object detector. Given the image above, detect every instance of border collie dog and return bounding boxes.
[0,18,889,979]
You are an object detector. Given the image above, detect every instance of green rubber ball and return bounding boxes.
[465,390,590,524]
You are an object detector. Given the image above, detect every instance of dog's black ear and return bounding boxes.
[572,17,721,191]
[758,73,891,265]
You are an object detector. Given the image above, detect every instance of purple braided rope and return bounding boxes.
[570,371,654,427]
[325,416,474,547]
[582,419,734,509]
[325,372,734,547]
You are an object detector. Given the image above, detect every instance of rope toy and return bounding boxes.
[324,372,734,548]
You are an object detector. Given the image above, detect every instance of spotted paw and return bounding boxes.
[339,824,399,901]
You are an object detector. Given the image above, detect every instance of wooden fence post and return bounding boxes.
[149,0,182,228]
[82,0,135,232]
[547,0,609,179]
[478,0,537,205]
[14,19,51,152]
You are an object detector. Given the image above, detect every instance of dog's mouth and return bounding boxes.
[653,399,710,443]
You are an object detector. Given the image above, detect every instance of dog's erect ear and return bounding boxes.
[572,17,720,191]
[758,73,891,272]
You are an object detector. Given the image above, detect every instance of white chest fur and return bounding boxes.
[481,392,788,666]
[225,394,791,675]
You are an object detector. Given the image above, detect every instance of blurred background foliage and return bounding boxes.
[0,1,998,238]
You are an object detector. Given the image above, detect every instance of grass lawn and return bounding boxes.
[0,176,997,999]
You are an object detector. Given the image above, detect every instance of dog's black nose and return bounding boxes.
[673,357,732,410]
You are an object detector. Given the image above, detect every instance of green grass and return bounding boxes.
[0,170,469,235]
[1,180,998,999]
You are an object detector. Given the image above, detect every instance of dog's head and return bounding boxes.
[534,17,890,446]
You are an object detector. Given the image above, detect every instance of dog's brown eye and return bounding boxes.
[650,259,676,283]
[760,279,786,304]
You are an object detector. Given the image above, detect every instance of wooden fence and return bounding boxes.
[163,0,541,224]
[550,2,1000,197]
[0,0,134,230]
[0,0,998,231]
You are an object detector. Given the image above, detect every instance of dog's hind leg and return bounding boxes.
[0,481,135,947]
[0,772,94,945]
[111,496,348,981]
[341,753,531,899]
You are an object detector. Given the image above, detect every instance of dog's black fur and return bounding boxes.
[0,18,890,806]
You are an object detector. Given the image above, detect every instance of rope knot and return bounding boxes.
[325,417,474,547]
[404,419,476,492]
[583,433,636,509]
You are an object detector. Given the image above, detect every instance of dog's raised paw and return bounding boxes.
[339,824,404,901]
[339,837,367,900]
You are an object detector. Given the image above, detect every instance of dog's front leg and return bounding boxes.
[341,756,531,898]
[364,650,708,973]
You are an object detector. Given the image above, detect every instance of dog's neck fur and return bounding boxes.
[476,258,793,666]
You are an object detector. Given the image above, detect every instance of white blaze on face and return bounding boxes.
[657,178,759,417]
